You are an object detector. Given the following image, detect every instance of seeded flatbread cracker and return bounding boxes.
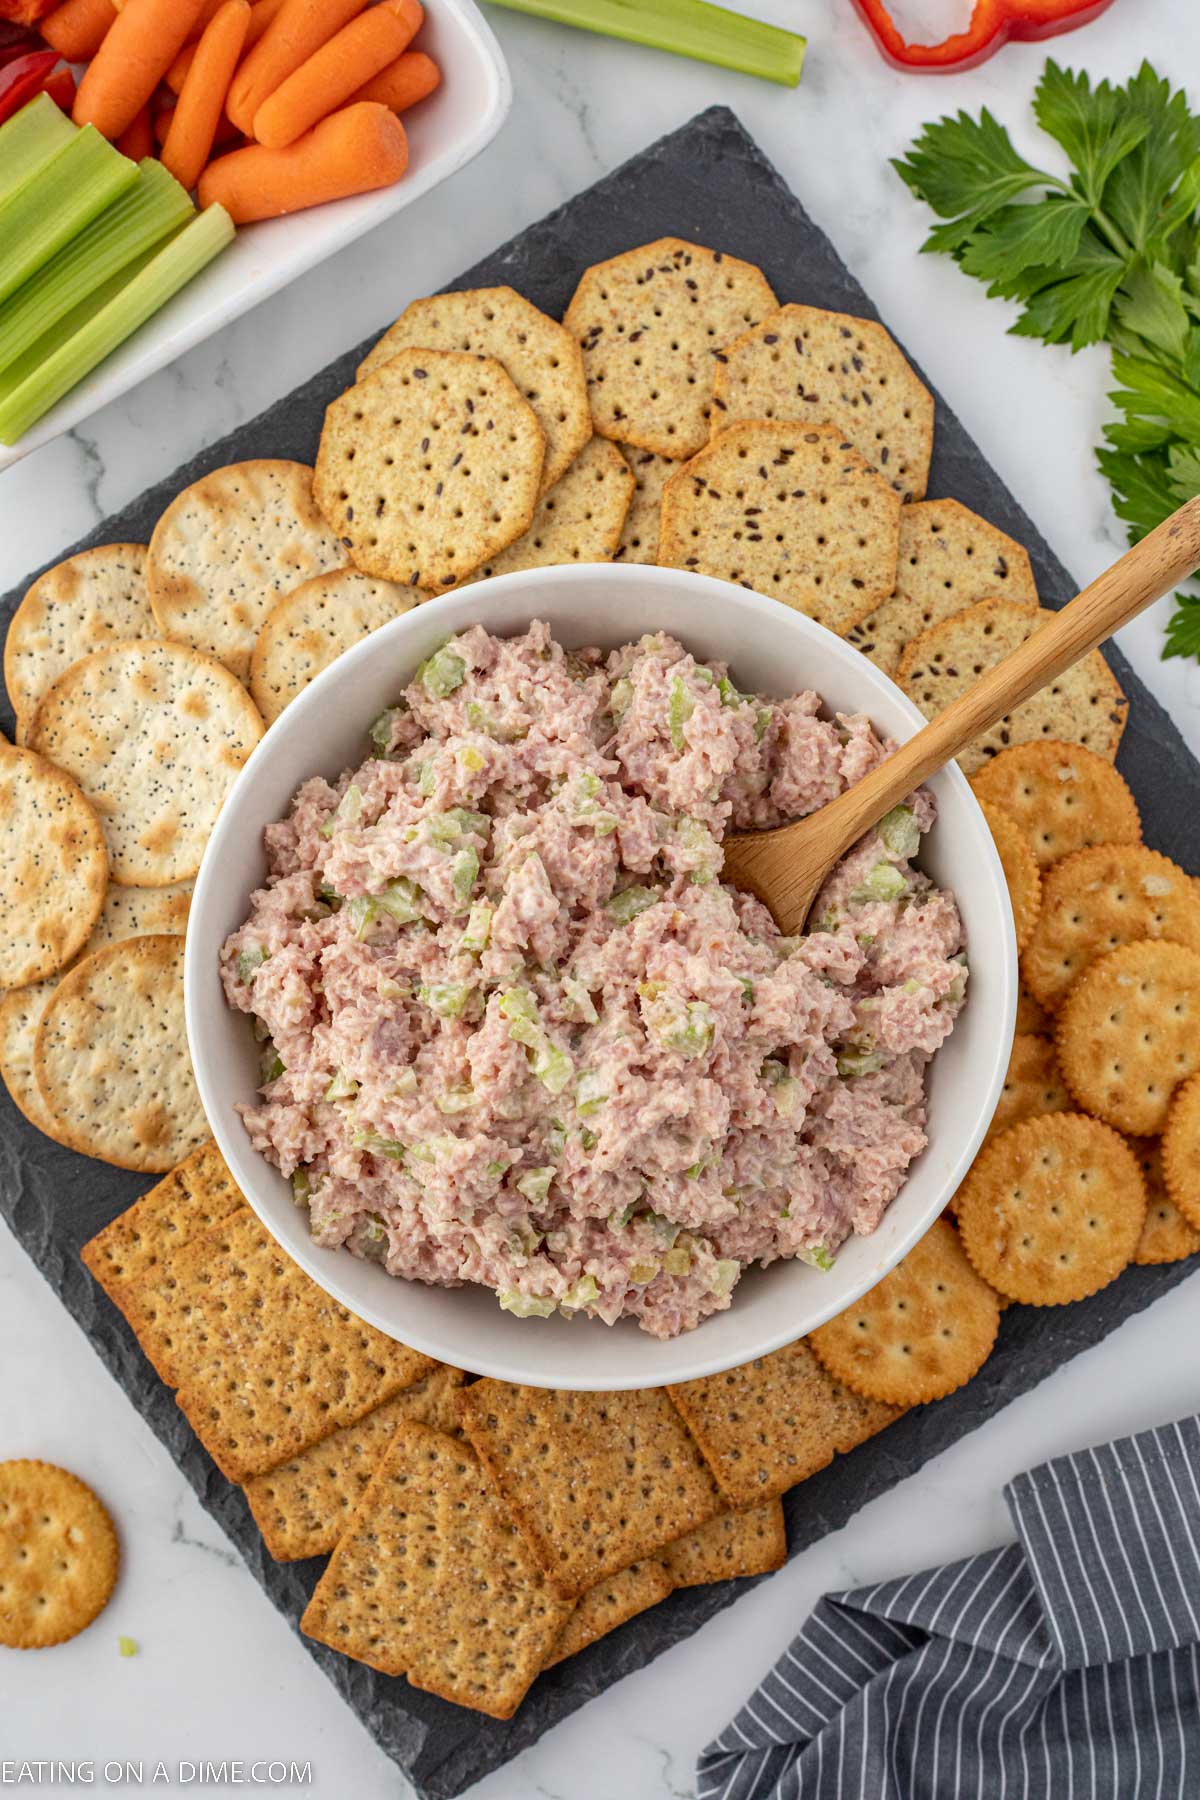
[545,1558,675,1668]
[1162,1074,1200,1232]
[957,1114,1145,1304]
[970,740,1140,869]
[0,1461,119,1649]
[146,461,347,682]
[314,348,545,590]
[357,286,590,496]
[712,304,933,500]
[977,798,1040,952]
[34,935,206,1173]
[26,640,264,886]
[457,1382,723,1601]
[984,1033,1070,1146]
[441,437,634,593]
[302,1424,572,1717]
[658,423,900,635]
[613,445,674,564]
[565,238,777,459]
[1016,981,1052,1037]
[4,544,155,739]
[249,569,415,725]
[1130,1138,1200,1266]
[664,1499,786,1589]
[1056,941,1200,1136]
[897,601,1128,776]
[81,1139,244,1306]
[847,500,1038,677]
[1021,845,1200,1012]
[0,979,61,1137]
[809,1220,998,1405]
[0,744,107,988]
[243,1365,467,1561]
[668,1336,900,1508]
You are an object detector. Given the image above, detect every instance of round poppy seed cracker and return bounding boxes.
[807,1219,999,1406]
[35,934,207,1172]
[357,287,590,496]
[977,798,1040,952]
[87,879,193,946]
[957,1114,1145,1304]
[250,569,416,725]
[0,978,61,1138]
[613,444,674,565]
[658,421,901,636]
[970,740,1140,869]
[1130,1137,1200,1266]
[0,1460,118,1649]
[984,1033,1070,1145]
[26,640,264,886]
[1021,844,1200,1012]
[147,461,348,682]
[314,348,545,590]
[897,600,1127,776]
[847,500,1038,677]
[1162,1073,1200,1231]
[5,544,155,739]
[712,303,934,500]
[0,744,107,988]
[564,237,777,459]
[1055,940,1200,1136]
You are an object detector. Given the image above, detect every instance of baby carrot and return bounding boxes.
[73,0,208,140]
[39,0,117,60]
[161,0,249,191]
[350,47,439,114]
[225,0,368,136]
[198,99,407,222]
[252,0,422,150]
[115,103,153,159]
[166,0,284,92]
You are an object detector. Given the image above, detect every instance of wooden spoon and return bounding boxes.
[722,494,1200,935]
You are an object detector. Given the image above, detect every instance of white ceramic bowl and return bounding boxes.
[186,565,1017,1389]
[0,0,511,472]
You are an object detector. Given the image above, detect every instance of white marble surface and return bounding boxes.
[2,3,1199,1794]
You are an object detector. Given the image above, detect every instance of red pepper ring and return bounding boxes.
[850,0,1119,72]
[0,47,60,124]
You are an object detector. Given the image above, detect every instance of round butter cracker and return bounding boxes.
[977,797,1041,952]
[1162,1073,1200,1233]
[1055,940,1200,1137]
[0,1461,118,1649]
[1129,1137,1200,1266]
[970,740,1140,870]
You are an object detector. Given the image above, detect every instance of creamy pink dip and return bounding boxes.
[222,623,967,1338]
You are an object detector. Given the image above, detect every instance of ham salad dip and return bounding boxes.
[222,622,968,1338]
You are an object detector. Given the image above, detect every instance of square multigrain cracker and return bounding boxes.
[5,544,155,740]
[302,1425,572,1718]
[314,348,545,591]
[357,287,590,496]
[249,569,416,725]
[564,238,776,459]
[544,1559,673,1668]
[613,445,674,564]
[713,304,933,499]
[81,1138,244,1305]
[458,1382,724,1600]
[658,422,900,635]
[847,500,1038,676]
[243,1366,467,1561]
[664,1499,786,1588]
[669,1337,900,1508]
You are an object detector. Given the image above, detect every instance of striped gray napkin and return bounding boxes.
[699,1417,1200,1799]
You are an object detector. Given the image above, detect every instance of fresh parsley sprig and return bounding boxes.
[895,60,1200,661]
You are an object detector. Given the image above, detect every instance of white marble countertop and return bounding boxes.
[2,2,1199,1794]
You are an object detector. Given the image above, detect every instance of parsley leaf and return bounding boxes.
[891,109,1047,254]
[1033,62,1149,211]
[1163,593,1200,661]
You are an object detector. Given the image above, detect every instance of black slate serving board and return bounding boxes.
[2,106,1199,1799]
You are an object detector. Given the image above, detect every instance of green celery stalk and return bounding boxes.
[0,125,138,309]
[0,162,195,381]
[0,205,234,447]
[0,94,76,208]
[485,0,804,85]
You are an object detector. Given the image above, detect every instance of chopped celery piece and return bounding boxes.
[877,804,920,860]
[668,676,694,750]
[662,1245,693,1276]
[532,1039,573,1095]
[606,884,659,924]
[516,1165,554,1203]
[629,1257,660,1284]
[319,783,363,838]
[850,862,908,905]
[485,0,804,86]
[544,1118,568,1160]
[0,94,76,208]
[772,1077,799,1116]
[369,705,405,753]
[0,127,138,310]
[419,643,467,697]
[610,676,633,719]
[351,1130,406,1160]
[0,161,193,381]
[376,877,425,924]
[800,1244,836,1272]
[562,975,598,1023]
[562,1274,600,1310]
[345,896,377,939]
[837,1048,885,1078]
[416,758,437,796]
[0,205,233,446]
[717,674,742,707]
[419,981,471,1018]
[460,899,493,952]
[662,1001,714,1058]
[324,1068,358,1101]
[452,847,479,901]
[711,1257,740,1296]
[236,945,265,982]
[435,1084,474,1114]
[291,1170,311,1206]
[498,1288,557,1319]
[575,1069,608,1115]
[117,1636,138,1658]
[579,1125,599,1151]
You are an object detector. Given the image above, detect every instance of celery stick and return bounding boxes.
[0,94,76,208]
[0,162,194,381]
[484,0,805,85]
[0,126,138,309]
[0,206,234,446]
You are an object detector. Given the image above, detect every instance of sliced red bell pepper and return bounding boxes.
[851,0,1119,72]
[0,46,58,124]
[38,61,73,108]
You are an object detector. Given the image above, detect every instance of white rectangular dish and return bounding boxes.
[0,0,511,474]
